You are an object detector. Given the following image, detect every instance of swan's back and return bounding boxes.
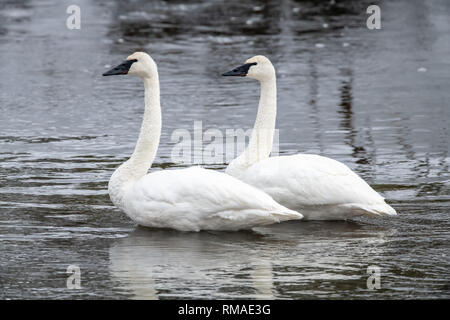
[123,167,302,231]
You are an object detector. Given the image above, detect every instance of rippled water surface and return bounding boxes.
[0,0,449,299]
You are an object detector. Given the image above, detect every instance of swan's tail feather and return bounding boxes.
[214,207,302,230]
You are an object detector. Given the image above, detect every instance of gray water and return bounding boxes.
[0,0,449,299]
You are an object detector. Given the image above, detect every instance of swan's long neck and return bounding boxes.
[242,75,277,165]
[108,75,161,209]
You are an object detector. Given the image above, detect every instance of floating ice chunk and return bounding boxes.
[322,23,329,28]
[117,38,124,43]
[417,67,427,72]
[292,7,301,13]
[342,42,350,47]
[315,43,325,48]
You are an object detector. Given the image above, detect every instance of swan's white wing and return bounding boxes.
[238,154,396,219]
[123,167,302,231]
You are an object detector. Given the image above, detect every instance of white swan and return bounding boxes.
[102,52,302,232]
[222,55,397,220]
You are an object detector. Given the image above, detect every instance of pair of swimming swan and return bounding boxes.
[103,52,396,232]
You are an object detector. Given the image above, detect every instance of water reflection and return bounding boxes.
[337,69,372,170]
[306,53,324,154]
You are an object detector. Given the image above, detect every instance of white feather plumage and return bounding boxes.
[230,154,396,220]
[123,166,301,231]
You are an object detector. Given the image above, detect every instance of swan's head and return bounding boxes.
[103,52,157,79]
[222,55,275,81]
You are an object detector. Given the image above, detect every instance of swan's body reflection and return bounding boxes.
[109,221,391,299]
[109,227,275,299]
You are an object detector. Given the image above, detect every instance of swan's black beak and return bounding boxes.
[222,62,257,77]
[103,59,137,76]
